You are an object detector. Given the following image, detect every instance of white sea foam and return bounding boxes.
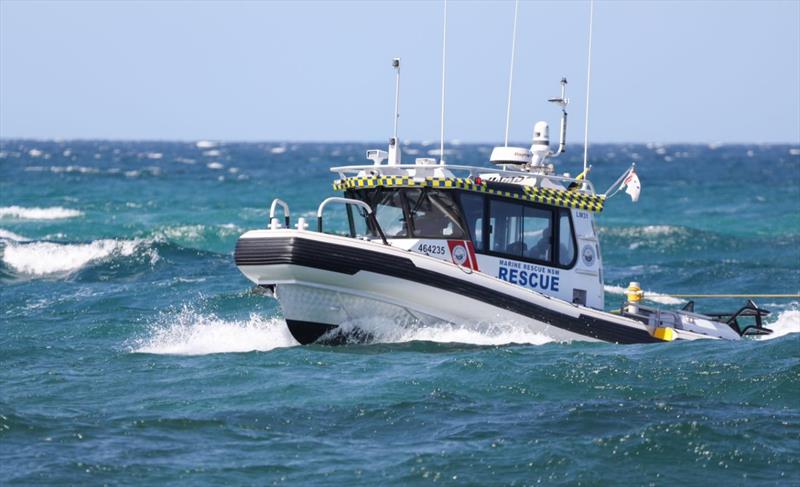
[0,206,83,220]
[206,162,224,170]
[133,309,297,355]
[757,309,800,340]
[160,225,204,241]
[270,146,287,154]
[604,225,687,238]
[0,229,28,242]
[51,165,100,174]
[196,140,217,149]
[334,319,556,346]
[395,323,555,346]
[2,238,155,275]
[640,225,682,236]
[426,148,455,157]
[24,165,99,174]
[604,285,686,305]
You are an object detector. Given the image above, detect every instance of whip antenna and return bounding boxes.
[504,0,520,147]
[389,57,402,165]
[392,58,400,142]
[439,0,448,165]
[582,0,595,174]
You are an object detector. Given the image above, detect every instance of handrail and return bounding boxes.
[269,198,290,228]
[329,163,597,195]
[315,197,388,245]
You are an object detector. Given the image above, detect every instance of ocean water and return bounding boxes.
[1,140,798,485]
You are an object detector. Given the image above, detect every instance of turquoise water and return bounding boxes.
[1,140,798,485]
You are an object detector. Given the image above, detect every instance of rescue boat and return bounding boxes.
[233,75,771,345]
[234,0,776,346]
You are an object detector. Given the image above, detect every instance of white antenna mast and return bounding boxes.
[393,58,400,141]
[439,0,448,165]
[582,0,595,174]
[504,0,520,147]
[388,57,401,165]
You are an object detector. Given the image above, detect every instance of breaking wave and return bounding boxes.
[757,309,800,340]
[0,206,83,220]
[0,228,28,242]
[604,284,685,305]
[2,238,157,276]
[132,308,297,355]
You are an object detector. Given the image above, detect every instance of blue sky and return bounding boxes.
[1,0,798,143]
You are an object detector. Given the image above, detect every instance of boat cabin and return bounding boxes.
[327,164,607,310]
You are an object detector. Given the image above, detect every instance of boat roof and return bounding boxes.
[331,164,605,213]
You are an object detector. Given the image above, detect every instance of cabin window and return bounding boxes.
[558,209,576,266]
[458,192,484,249]
[349,188,467,240]
[489,199,523,257]
[373,190,408,238]
[405,189,467,239]
[478,195,577,269]
[489,200,552,259]
[522,207,552,261]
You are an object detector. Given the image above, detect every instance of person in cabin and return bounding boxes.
[528,224,552,261]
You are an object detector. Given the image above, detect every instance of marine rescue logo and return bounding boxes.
[447,240,479,271]
[581,244,596,267]
[451,244,468,265]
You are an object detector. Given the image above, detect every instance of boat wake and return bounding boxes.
[130,306,796,355]
[330,319,556,346]
[399,325,555,346]
[133,308,557,355]
[131,307,298,355]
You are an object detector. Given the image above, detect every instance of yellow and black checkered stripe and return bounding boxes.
[333,176,605,212]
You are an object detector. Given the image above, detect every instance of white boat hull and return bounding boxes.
[234,229,703,344]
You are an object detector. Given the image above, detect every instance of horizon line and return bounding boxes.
[1,137,799,147]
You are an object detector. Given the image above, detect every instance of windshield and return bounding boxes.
[347,188,467,240]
